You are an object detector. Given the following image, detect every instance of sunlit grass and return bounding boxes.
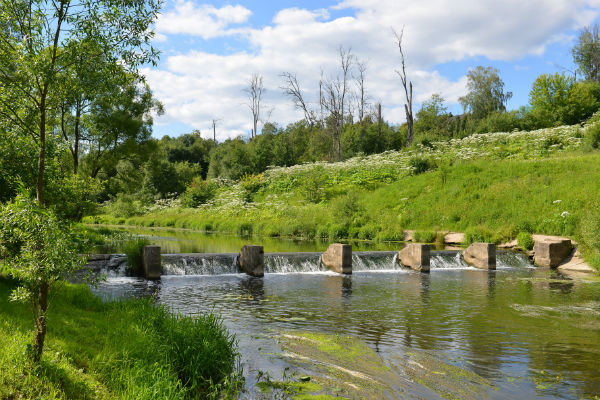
[0,278,242,399]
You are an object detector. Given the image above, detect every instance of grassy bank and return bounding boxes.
[0,278,242,399]
[85,122,600,270]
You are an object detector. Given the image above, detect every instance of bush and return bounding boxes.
[409,156,432,175]
[517,231,534,251]
[123,237,150,276]
[239,173,266,202]
[181,178,217,208]
[413,230,436,243]
[329,223,349,240]
[109,193,145,218]
[584,123,600,149]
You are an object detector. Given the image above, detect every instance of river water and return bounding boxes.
[90,228,600,399]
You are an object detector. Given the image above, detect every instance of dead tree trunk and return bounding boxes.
[394,28,414,146]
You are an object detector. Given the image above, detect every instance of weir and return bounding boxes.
[88,250,532,278]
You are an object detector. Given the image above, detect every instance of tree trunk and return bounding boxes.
[73,99,81,174]
[33,282,49,362]
[36,95,47,205]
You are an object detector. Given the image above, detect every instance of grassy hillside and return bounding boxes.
[86,120,600,269]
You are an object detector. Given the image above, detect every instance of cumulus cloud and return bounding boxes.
[156,1,252,39]
[148,0,600,138]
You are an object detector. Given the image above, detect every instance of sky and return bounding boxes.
[144,0,600,140]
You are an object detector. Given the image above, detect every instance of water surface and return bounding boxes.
[91,249,600,399]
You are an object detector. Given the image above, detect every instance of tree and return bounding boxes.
[355,60,369,123]
[280,72,315,126]
[0,196,84,362]
[80,77,162,179]
[0,0,160,206]
[415,93,449,135]
[572,23,600,83]
[459,66,512,119]
[0,0,160,362]
[245,73,265,139]
[529,73,600,126]
[321,46,354,161]
[393,28,414,145]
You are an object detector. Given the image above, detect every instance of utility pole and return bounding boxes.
[212,118,221,146]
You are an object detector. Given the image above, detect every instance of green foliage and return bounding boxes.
[572,23,600,82]
[0,196,84,296]
[181,178,218,208]
[414,93,452,137]
[517,232,534,251]
[585,122,600,149]
[475,110,523,133]
[464,227,494,245]
[409,156,432,175]
[0,280,243,399]
[123,237,150,276]
[148,306,240,396]
[239,173,266,201]
[529,73,574,121]
[413,230,436,243]
[0,196,85,360]
[459,66,513,119]
[107,193,146,218]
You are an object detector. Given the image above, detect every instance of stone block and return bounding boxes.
[533,239,573,268]
[143,245,161,280]
[463,243,496,269]
[239,245,264,277]
[398,244,430,272]
[321,244,352,274]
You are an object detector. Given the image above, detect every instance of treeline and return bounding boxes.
[2,22,600,221]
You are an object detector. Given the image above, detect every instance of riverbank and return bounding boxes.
[0,278,242,399]
[85,152,600,272]
[84,121,600,272]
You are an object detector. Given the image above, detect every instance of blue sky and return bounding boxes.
[145,0,600,139]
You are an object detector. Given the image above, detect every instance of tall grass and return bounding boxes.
[123,237,150,276]
[0,278,243,399]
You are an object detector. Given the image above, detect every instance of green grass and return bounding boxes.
[84,122,600,270]
[0,278,242,399]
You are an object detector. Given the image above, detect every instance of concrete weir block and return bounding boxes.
[398,244,430,273]
[142,245,161,280]
[463,243,496,269]
[533,239,573,268]
[321,244,352,274]
[238,245,264,277]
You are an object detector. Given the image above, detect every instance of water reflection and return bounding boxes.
[91,266,600,399]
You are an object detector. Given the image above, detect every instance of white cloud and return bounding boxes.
[156,1,252,39]
[148,0,600,138]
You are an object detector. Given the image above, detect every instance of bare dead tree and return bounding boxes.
[280,72,315,126]
[339,46,354,129]
[319,47,354,161]
[244,73,265,139]
[355,59,369,123]
[319,69,325,130]
[393,27,414,145]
